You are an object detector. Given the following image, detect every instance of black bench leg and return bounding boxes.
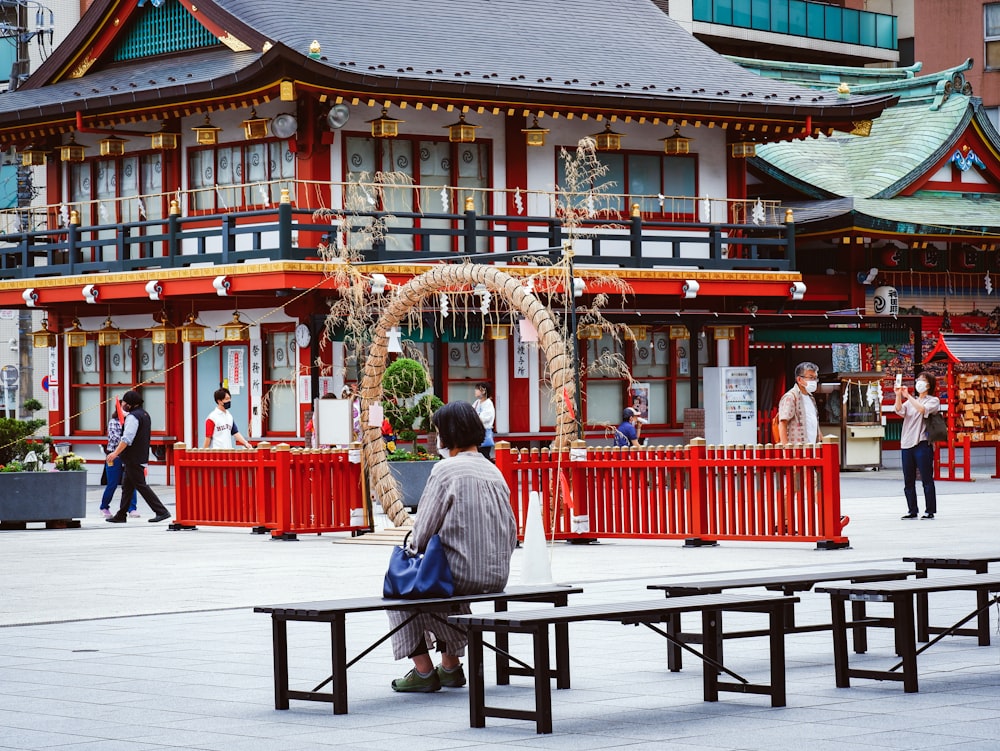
[494,601,511,685]
[894,595,919,693]
[532,624,553,734]
[976,588,991,646]
[768,605,786,707]
[554,622,571,690]
[468,628,487,728]
[272,617,289,710]
[702,609,720,702]
[850,600,869,654]
[331,615,349,714]
[915,591,930,642]
[830,595,851,688]
[666,612,683,672]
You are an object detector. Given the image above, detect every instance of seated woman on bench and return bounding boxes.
[389,401,518,693]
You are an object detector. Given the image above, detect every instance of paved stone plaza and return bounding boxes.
[1,466,999,750]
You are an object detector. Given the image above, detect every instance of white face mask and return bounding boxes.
[915,380,928,394]
[436,436,451,460]
[804,379,818,394]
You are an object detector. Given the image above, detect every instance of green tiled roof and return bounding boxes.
[754,95,970,199]
[787,193,1000,234]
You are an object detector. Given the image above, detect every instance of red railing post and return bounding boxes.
[254,441,272,528]
[271,443,293,538]
[173,442,190,524]
[569,440,588,535]
[687,438,709,542]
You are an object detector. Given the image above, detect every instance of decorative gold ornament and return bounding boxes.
[445,113,479,143]
[192,114,222,145]
[522,116,549,147]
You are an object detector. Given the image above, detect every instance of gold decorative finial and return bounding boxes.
[280,188,291,204]
[464,196,475,212]
[69,210,79,225]
[837,82,851,96]
[784,208,794,223]
[309,40,321,59]
[169,199,180,215]
[631,203,641,217]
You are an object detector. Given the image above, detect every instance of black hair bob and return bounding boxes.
[122,389,143,407]
[433,401,486,450]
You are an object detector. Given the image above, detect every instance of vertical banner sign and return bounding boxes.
[318,376,335,397]
[513,325,529,379]
[228,348,245,394]
[297,375,312,404]
[249,340,263,436]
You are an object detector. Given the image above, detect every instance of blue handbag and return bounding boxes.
[383,531,455,599]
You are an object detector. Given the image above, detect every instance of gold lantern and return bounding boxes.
[179,313,207,343]
[21,148,47,166]
[242,108,270,140]
[522,116,549,147]
[146,314,178,344]
[192,115,222,145]
[64,319,88,348]
[484,324,511,340]
[31,319,57,348]
[149,124,180,150]
[367,107,402,138]
[622,325,649,341]
[59,134,87,163]
[220,310,249,341]
[668,325,688,340]
[592,122,624,151]
[99,134,127,157]
[96,316,122,347]
[445,113,479,143]
[730,139,757,158]
[661,126,692,155]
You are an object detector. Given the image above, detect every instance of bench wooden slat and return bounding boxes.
[254,584,583,617]
[816,573,1000,597]
[647,568,915,594]
[450,593,798,628]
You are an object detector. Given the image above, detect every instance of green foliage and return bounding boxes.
[0,460,24,473]
[386,446,439,462]
[22,398,44,414]
[382,358,429,400]
[0,417,46,466]
[54,453,85,471]
[380,358,442,445]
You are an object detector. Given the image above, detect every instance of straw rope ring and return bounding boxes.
[360,265,576,526]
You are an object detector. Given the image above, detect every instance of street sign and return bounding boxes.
[0,365,18,385]
[41,375,49,392]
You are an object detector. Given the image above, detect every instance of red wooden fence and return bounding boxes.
[495,437,847,548]
[173,442,365,539]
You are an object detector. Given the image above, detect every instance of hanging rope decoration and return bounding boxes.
[359,264,578,527]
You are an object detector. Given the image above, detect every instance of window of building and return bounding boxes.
[188,139,295,211]
[987,3,1000,70]
[71,338,167,433]
[559,151,697,218]
[264,328,296,433]
[344,135,490,252]
[70,155,166,258]
[445,341,489,404]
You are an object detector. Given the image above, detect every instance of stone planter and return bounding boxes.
[387,461,438,510]
[0,471,87,528]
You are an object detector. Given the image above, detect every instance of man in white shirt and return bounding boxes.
[203,388,253,449]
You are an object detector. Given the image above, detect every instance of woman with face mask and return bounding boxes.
[387,400,517,693]
[776,361,823,445]
[895,372,940,519]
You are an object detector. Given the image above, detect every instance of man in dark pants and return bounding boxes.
[105,390,171,524]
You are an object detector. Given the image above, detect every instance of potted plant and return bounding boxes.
[0,418,87,529]
[381,358,444,509]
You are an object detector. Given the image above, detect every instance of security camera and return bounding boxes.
[8,338,16,352]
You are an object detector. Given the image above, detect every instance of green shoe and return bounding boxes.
[391,668,441,693]
[436,663,466,688]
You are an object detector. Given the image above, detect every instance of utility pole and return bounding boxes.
[2,1,54,417]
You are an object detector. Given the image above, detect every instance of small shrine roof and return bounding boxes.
[926,333,1000,363]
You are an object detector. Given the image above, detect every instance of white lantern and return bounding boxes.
[873,285,898,316]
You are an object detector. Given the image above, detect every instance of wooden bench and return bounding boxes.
[816,573,1000,693]
[449,592,798,734]
[903,556,1000,643]
[253,584,582,714]
[648,568,916,670]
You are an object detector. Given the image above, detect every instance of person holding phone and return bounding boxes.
[895,372,940,520]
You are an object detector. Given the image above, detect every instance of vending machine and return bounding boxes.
[703,366,758,445]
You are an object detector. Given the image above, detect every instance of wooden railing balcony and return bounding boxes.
[0,182,793,279]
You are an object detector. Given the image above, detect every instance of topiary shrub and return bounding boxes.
[381,358,441,447]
